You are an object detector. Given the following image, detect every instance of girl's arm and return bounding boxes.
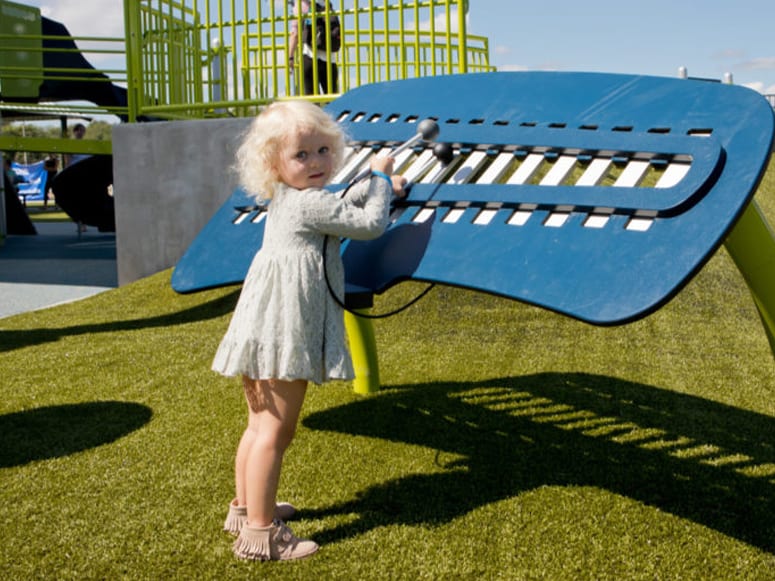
[346,155,406,206]
[300,175,393,240]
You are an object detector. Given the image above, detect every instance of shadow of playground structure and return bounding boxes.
[0,291,236,466]
[303,372,775,553]
[0,401,152,468]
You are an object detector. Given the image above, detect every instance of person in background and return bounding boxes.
[43,154,59,209]
[65,123,88,167]
[287,1,339,96]
[65,123,89,231]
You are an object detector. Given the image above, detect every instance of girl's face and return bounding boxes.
[277,129,334,190]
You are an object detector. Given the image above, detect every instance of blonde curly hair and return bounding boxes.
[234,100,347,200]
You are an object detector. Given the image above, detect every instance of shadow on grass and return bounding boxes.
[0,401,152,468]
[303,372,775,553]
[0,289,239,353]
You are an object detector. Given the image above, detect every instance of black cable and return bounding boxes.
[323,234,436,319]
[322,174,436,319]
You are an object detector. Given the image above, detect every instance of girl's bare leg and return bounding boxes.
[234,376,258,506]
[242,376,308,527]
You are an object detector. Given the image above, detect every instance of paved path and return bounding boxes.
[0,221,117,319]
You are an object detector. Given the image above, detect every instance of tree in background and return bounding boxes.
[0,121,113,164]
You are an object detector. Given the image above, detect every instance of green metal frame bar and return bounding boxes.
[0,0,127,153]
[2,1,491,130]
[0,134,111,155]
[344,310,380,394]
[724,199,775,357]
[124,0,492,120]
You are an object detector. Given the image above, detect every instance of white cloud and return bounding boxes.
[498,64,529,72]
[712,48,746,61]
[740,81,775,95]
[417,6,469,32]
[738,56,775,71]
[743,81,765,93]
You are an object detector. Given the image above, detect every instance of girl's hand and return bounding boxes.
[370,155,395,175]
[391,175,408,198]
[370,155,405,196]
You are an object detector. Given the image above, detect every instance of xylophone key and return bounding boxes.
[400,149,435,183]
[448,151,488,184]
[412,207,436,223]
[626,217,654,232]
[575,158,612,186]
[507,205,536,226]
[584,214,611,228]
[540,155,577,186]
[477,152,515,184]
[473,207,499,225]
[419,154,454,184]
[614,159,650,187]
[233,211,251,225]
[334,147,374,183]
[544,207,572,227]
[442,207,467,224]
[655,162,691,189]
[392,147,416,172]
[338,146,357,168]
[507,153,544,184]
[232,207,267,225]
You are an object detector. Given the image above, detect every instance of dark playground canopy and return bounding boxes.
[0,15,128,117]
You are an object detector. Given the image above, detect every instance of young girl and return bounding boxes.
[212,100,404,561]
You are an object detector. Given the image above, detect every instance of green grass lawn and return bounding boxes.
[25,201,71,223]
[1,166,774,579]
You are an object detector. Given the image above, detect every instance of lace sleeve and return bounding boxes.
[299,176,392,240]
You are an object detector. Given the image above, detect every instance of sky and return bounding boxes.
[16,0,775,95]
[475,0,775,94]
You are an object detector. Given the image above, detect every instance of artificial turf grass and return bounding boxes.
[1,185,775,578]
[25,201,71,223]
[2,263,774,579]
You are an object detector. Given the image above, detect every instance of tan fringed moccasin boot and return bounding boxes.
[223,499,247,535]
[233,519,319,561]
[223,499,298,535]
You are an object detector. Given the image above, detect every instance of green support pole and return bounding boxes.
[724,199,775,358]
[344,310,380,394]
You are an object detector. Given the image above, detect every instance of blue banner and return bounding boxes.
[11,160,47,201]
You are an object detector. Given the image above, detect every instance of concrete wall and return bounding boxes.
[112,117,251,286]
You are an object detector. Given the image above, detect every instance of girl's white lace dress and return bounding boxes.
[212,177,391,384]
